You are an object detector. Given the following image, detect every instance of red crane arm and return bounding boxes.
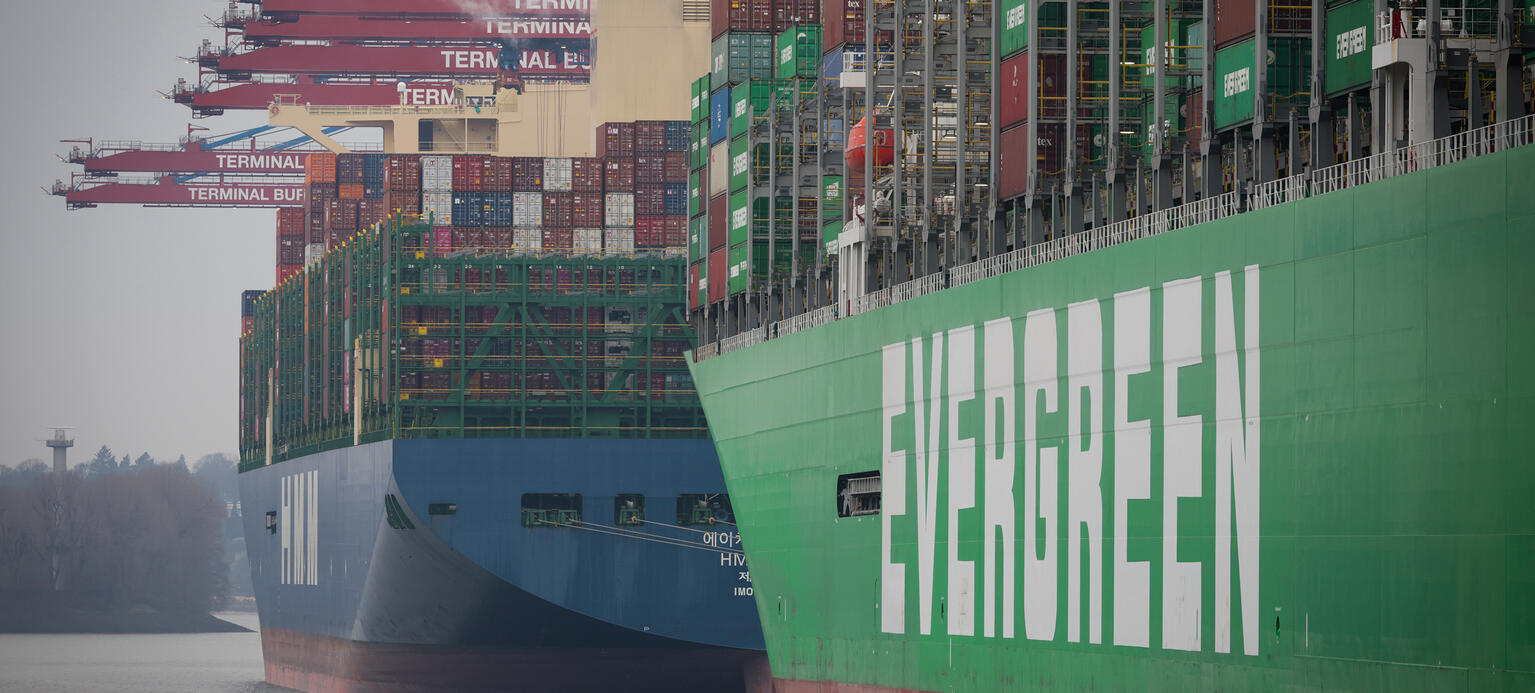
[243,15,592,42]
[82,142,311,174]
[214,44,590,78]
[256,0,589,18]
[63,176,306,209]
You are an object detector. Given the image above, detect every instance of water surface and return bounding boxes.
[0,612,281,693]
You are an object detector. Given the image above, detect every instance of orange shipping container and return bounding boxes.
[339,183,365,199]
[306,153,337,184]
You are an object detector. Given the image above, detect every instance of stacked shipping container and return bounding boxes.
[280,121,691,283]
[239,217,702,465]
[694,15,832,306]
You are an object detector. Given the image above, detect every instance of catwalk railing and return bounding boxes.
[699,113,1535,360]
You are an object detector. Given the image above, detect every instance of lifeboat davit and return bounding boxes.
[845,118,894,175]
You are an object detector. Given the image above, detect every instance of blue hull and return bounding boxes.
[239,438,767,692]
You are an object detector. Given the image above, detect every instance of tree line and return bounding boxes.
[0,448,239,616]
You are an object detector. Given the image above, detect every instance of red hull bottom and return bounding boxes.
[262,627,769,693]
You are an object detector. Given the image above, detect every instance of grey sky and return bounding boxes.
[1,1,273,465]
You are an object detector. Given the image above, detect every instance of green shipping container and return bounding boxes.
[822,220,841,256]
[712,33,775,86]
[692,121,709,170]
[726,242,749,294]
[1141,97,1184,156]
[1212,37,1311,131]
[1186,21,1205,89]
[689,215,704,262]
[752,195,792,241]
[1324,0,1373,96]
[751,240,793,280]
[694,256,707,306]
[728,190,750,246]
[822,175,843,224]
[1141,20,1192,91]
[999,0,1028,57]
[776,25,822,80]
[689,171,704,219]
[730,135,750,193]
[731,87,751,139]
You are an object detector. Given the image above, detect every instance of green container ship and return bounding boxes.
[684,0,1535,690]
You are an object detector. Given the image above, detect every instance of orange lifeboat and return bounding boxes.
[845,117,894,175]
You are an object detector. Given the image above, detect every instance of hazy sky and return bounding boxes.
[1,2,275,465]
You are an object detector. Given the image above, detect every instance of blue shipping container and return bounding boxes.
[710,87,730,144]
[485,191,513,227]
[665,182,688,215]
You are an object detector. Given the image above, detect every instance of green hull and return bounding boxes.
[690,145,1535,691]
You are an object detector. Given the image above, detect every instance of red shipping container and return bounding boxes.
[998,124,1028,200]
[571,157,604,191]
[999,51,1029,129]
[486,157,514,191]
[1187,89,1204,146]
[635,155,668,185]
[709,193,728,249]
[432,226,453,256]
[1214,0,1257,48]
[775,0,820,29]
[385,189,421,216]
[277,263,302,284]
[664,152,689,183]
[749,0,773,31]
[571,192,604,227]
[664,215,687,247]
[242,315,256,335]
[635,184,668,215]
[339,183,365,200]
[542,227,574,251]
[277,235,305,265]
[708,248,727,302]
[385,155,421,190]
[336,154,365,183]
[513,156,544,190]
[636,120,667,153]
[358,199,388,227]
[543,192,574,227]
[453,227,485,249]
[823,0,865,49]
[689,263,701,310]
[327,198,359,231]
[484,227,513,249]
[603,157,636,191]
[595,122,636,158]
[711,0,748,37]
[635,215,666,248]
[277,208,306,237]
[452,155,489,191]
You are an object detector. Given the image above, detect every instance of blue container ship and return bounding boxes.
[238,222,766,692]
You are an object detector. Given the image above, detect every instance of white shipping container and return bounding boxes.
[543,157,573,192]
[422,155,453,191]
[305,243,326,265]
[513,192,543,227]
[422,191,453,225]
[708,142,728,196]
[604,226,635,253]
[574,228,603,254]
[604,193,635,228]
[513,227,542,253]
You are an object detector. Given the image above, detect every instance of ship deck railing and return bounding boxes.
[700,113,1535,361]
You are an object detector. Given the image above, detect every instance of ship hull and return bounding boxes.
[239,437,767,692]
[689,145,1535,690]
